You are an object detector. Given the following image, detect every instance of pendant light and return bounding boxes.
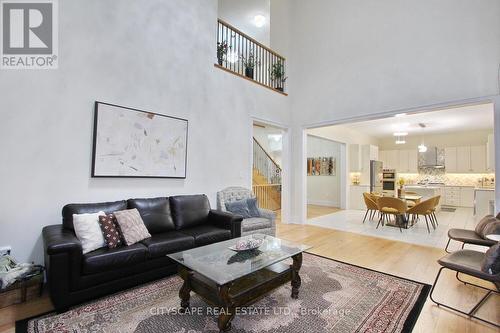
[418,123,428,153]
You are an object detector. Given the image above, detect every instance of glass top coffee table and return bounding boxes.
[168,234,311,332]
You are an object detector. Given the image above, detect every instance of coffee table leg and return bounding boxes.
[218,283,235,332]
[291,253,303,299]
[178,266,193,312]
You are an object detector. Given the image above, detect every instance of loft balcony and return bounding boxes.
[216,19,287,96]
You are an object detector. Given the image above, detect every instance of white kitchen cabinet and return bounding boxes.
[349,185,370,210]
[445,147,457,172]
[359,145,379,185]
[487,134,495,172]
[459,187,475,208]
[395,150,418,173]
[385,150,398,170]
[456,146,471,172]
[398,150,409,172]
[349,144,361,172]
[474,189,495,217]
[379,150,387,167]
[443,186,460,206]
[470,145,486,173]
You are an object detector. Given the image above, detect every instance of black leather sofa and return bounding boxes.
[42,194,242,311]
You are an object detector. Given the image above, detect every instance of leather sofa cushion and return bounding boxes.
[180,225,231,246]
[127,197,175,234]
[242,217,271,232]
[62,200,127,230]
[141,231,195,258]
[170,195,211,230]
[83,243,148,275]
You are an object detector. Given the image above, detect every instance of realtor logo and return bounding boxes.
[1,0,58,69]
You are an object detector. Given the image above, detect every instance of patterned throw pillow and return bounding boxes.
[246,198,261,217]
[114,208,151,245]
[481,243,500,275]
[225,199,252,218]
[98,214,124,249]
[475,215,497,235]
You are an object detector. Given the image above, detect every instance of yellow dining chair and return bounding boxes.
[362,192,379,223]
[406,198,437,233]
[376,197,407,232]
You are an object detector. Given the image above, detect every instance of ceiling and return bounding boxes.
[218,0,270,46]
[342,103,494,138]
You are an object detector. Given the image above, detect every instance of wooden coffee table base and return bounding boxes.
[177,253,303,332]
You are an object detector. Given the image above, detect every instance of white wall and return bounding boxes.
[218,0,270,46]
[277,0,500,223]
[253,125,283,166]
[306,135,341,207]
[0,0,289,263]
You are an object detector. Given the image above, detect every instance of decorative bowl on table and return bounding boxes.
[229,238,263,252]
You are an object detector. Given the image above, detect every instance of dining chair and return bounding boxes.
[430,195,441,226]
[376,197,407,232]
[404,191,419,208]
[362,192,378,223]
[406,198,436,233]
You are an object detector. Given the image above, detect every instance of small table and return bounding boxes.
[485,234,500,242]
[402,194,423,204]
[168,234,311,332]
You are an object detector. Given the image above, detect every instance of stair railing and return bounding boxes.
[252,184,281,211]
[253,137,281,185]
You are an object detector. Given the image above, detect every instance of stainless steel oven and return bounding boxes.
[382,169,396,195]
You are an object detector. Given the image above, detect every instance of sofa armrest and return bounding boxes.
[43,225,82,255]
[258,208,276,222]
[209,210,243,238]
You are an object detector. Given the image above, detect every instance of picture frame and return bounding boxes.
[91,101,188,178]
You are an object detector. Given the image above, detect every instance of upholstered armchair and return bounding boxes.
[217,187,276,236]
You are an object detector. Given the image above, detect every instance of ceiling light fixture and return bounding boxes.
[253,15,266,28]
[395,113,407,117]
[396,139,406,145]
[418,123,428,152]
[393,132,408,137]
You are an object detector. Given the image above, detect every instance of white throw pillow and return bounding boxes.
[73,211,106,254]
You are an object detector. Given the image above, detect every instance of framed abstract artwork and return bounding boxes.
[306,157,336,176]
[91,102,188,178]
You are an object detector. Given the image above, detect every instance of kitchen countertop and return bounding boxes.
[475,188,494,191]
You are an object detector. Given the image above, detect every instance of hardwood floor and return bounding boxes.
[1,205,497,333]
[306,204,341,219]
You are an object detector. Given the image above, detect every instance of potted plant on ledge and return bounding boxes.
[242,52,260,79]
[270,60,287,92]
[217,41,229,66]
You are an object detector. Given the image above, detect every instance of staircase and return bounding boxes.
[252,138,282,211]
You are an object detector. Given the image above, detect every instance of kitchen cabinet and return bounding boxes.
[456,146,471,172]
[359,145,378,185]
[470,145,486,173]
[445,147,457,172]
[379,149,418,173]
[349,185,370,210]
[349,144,361,172]
[459,187,475,208]
[446,145,487,173]
[443,186,474,207]
[474,189,495,217]
[487,134,495,172]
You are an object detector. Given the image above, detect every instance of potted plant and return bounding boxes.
[270,60,287,91]
[398,178,405,198]
[242,52,260,79]
[217,41,229,65]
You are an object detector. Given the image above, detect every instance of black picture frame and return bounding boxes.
[91,101,188,179]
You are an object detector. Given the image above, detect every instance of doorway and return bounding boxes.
[252,122,285,215]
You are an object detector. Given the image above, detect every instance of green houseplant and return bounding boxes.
[217,41,229,65]
[270,60,287,91]
[242,52,260,79]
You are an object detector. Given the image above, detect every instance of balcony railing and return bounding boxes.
[216,19,287,95]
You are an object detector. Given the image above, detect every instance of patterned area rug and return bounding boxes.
[19,254,430,333]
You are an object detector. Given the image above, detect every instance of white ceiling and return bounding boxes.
[342,103,494,138]
[218,0,270,46]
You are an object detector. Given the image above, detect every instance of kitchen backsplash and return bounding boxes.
[399,170,495,187]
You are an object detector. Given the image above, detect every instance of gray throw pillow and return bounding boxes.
[247,198,261,217]
[475,215,497,235]
[482,221,500,239]
[225,200,252,218]
[481,244,500,275]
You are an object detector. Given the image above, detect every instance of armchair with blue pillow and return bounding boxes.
[217,187,276,236]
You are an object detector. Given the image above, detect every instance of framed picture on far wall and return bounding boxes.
[91,102,188,178]
[307,157,335,176]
